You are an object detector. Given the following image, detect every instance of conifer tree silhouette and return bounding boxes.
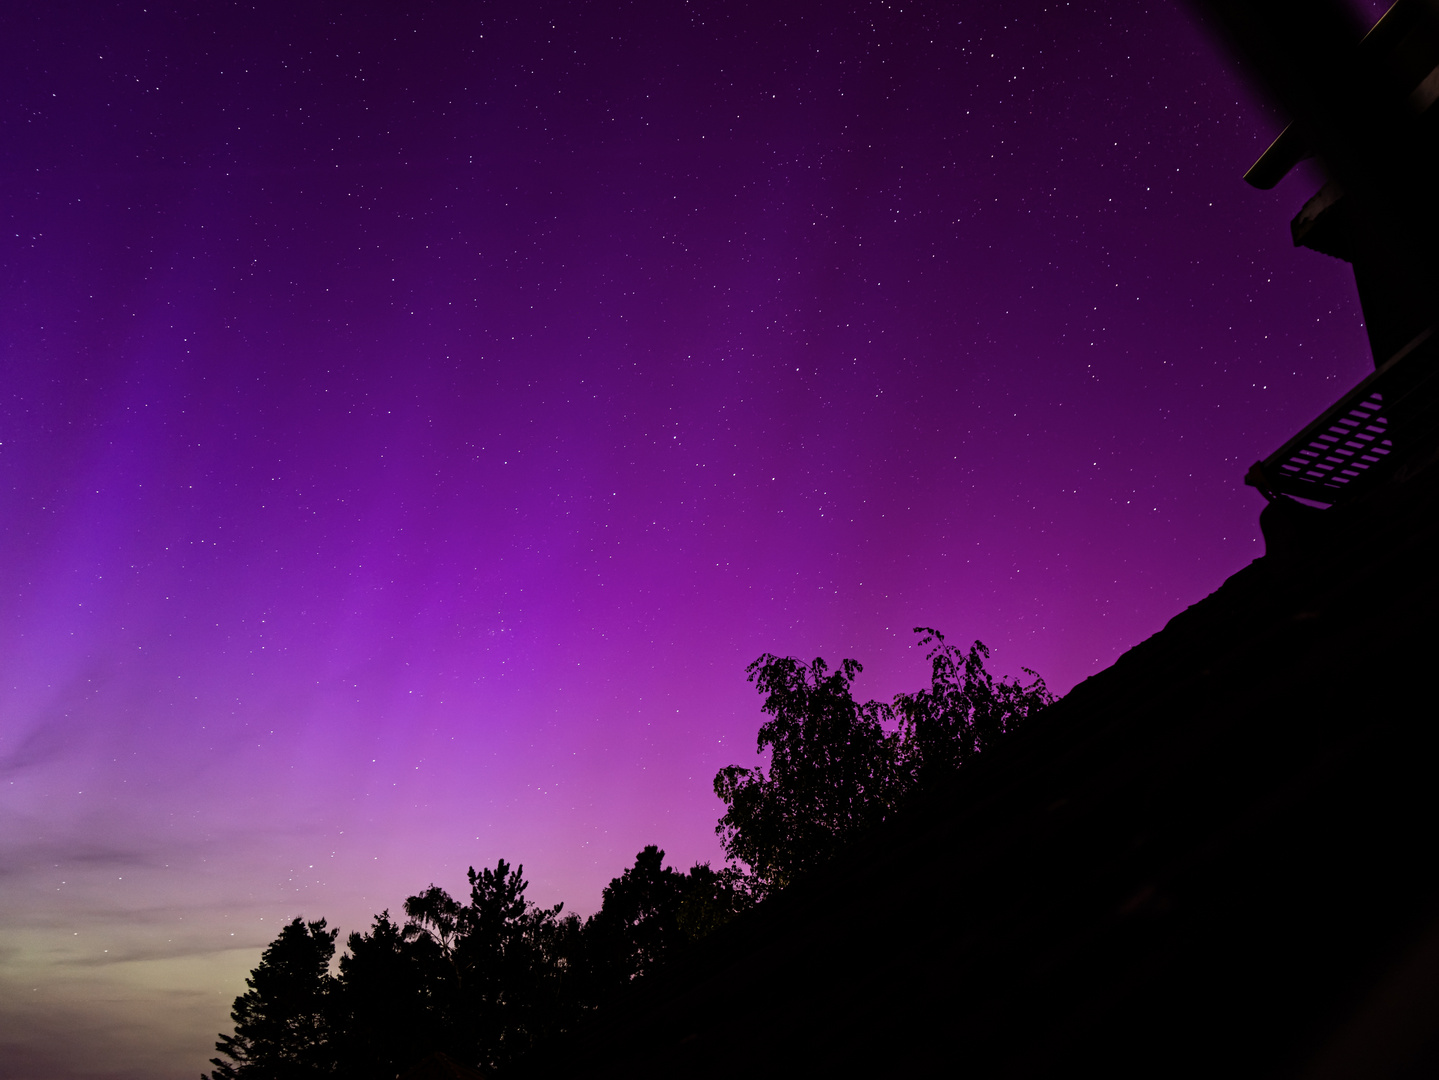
[204,917,338,1080]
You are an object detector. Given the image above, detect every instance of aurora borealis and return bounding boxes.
[0,2,1382,1076]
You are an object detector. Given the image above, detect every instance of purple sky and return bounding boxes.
[0,2,1382,1077]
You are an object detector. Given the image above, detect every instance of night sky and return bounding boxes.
[0,2,1383,1077]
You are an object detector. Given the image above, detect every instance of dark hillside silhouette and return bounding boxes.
[206,1,1439,1073]
[532,432,1439,1079]
[521,0,1439,1064]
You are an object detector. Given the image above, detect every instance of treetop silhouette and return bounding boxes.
[715,627,1053,892]
[206,628,1049,1077]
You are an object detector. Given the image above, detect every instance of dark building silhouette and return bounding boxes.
[528,2,1439,1076]
[1236,0,1439,506]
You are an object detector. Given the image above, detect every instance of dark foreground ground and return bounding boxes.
[529,458,1439,1079]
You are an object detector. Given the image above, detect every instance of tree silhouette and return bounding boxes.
[584,845,689,993]
[892,628,1053,789]
[674,861,754,943]
[714,654,903,892]
[399,859,578,1073]
[203,631,1054,1078]
[331,911,446,1080]
[403,886,465,969]
[714,630,1054,891]
[204,917,338,1080]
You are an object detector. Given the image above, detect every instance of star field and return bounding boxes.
[0,2,1376,1077]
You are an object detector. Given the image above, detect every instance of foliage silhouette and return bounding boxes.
[332,912,446,1080]
[893,628,1053,789]
[715,654,903,892]
[207,630,1051,1076]
[714,628,1053,891]
[674,861,755,942]
[583,845,754,996]
[204,916,338,1080]
[583,844,688,992]
[398,859,579,1073]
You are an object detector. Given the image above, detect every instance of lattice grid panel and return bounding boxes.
[1270,392,1393,500]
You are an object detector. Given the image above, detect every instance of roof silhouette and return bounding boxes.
[534,459,1439,1078]
[526,4,1439,1073]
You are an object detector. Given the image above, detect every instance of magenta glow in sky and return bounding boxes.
[1,2,1376,1077]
